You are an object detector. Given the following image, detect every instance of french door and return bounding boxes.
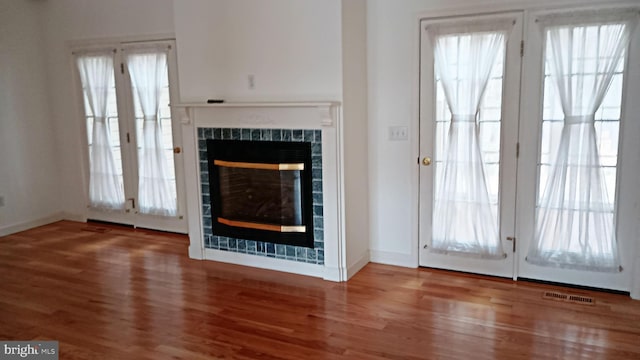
[419,9,639,291]
[515,11,639,291]
[419,13,523,278]
[74,40,187,233]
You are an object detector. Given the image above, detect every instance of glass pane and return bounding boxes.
[81,69,124,183]
[602,166,617,202]
[430,28,508,259]
[537,164,551,206]
[130,53,177,214]
[528,22,630,272]
[594,121,619,167]
[540,121,563,165]
[434,39,504,229]
[218,167,303,226]
[597,74,623,120]
[537,26,624,208]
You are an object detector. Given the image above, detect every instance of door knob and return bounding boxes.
[422,157,432,166]
[173,147,182,154]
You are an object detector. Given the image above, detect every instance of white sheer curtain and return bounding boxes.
[528,14,637,272]
[76,52,125,210]
[427,21,512,258]
[125,49,177,216]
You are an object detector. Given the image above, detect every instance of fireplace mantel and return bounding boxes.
[175,101,348,281]
[174,101,337,108]
[173,101,339,127]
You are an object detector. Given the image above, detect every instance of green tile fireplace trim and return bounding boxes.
[197,128,324,265]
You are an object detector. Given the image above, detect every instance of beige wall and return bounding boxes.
[0,0,60,234]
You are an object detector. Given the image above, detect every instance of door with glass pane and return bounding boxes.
[76,40,187,233]
[419,13,523,278]
[516,11,639,291]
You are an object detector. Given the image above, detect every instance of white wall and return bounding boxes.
[0,0,60,235]
[342,0,370,277]
[174,0,362,274]
[39,0,175,219]
[366,0,638,267]
[40,0,343,221]
[367,0,423,266]
[35,0,346,239]
[173,0,343,102]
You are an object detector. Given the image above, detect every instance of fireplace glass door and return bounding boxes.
[207,140,314,248]
[216,161,305,232]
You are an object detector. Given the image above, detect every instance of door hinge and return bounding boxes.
[126,132,131,143]
[507,236,516,252]
[520,40,524,57]
[120,63,125,74]
[516,142,520,158]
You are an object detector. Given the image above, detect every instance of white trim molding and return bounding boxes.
[347,250,371,279]
[204,248,325,279]
[370,250,418,268]
[0,213,65,237]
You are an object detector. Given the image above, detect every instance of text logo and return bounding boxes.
[1,341,58,359]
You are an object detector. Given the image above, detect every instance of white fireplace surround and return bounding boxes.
[175,102,348,281]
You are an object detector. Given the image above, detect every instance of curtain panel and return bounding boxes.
[125,49,178,217]
[426,20,514,258]
[527,11,638,272]
[76,51,126,211]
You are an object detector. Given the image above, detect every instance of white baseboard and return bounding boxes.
[370,250,418,268]
[189,244,204,260]
[60,212,87,222]
[322,266,344,282]
[630,256,640,300]
[347,250,370,279]
[204,248,325,278]
[0,213,64,237]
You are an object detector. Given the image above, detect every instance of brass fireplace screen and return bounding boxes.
[207,139,314,248]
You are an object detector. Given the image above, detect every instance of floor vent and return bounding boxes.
[82,227,111,234]
[567,295,595,305]
[542,291,594,305]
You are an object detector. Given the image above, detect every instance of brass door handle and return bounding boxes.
[173,147,182,154]
[422,157,431,166]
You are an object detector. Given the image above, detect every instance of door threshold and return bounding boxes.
[87,219,134,228]
[518,277,629,296]
[134,226,187,236]
[88,219,186,236]
[419,266,512,280]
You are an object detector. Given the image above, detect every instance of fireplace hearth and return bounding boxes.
[207,139,315,248]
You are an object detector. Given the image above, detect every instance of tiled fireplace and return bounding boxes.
[198,128,324,264]
[177,102,347,281]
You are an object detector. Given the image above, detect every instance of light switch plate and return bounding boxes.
[388,126,408,141]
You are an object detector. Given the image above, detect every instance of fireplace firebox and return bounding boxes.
[207,139,315,248]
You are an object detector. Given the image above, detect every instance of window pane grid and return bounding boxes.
[82,80,124,179]
[537,24,624,210]
[131,66,177,208]
[434,37,505,217]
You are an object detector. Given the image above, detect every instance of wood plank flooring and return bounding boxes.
[1,221,640,359]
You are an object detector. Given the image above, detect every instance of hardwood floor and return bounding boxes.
[1,221,640,359]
